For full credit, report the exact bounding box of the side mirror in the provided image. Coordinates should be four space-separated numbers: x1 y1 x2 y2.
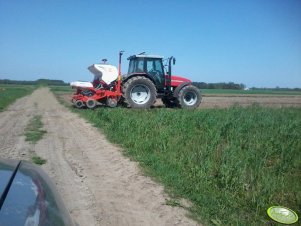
173 58 176 65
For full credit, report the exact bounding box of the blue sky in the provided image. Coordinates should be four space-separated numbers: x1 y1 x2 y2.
0 0 300 88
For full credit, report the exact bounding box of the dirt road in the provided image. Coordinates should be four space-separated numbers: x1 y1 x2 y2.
0 88 199 226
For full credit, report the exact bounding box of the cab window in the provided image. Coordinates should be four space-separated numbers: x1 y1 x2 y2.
146 59 163 75
128 58 144 73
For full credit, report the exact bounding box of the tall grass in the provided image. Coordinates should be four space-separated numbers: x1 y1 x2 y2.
0 85 36 111
72 106 301 225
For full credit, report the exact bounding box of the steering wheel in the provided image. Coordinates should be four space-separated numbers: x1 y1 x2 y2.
148 69 162 83
149 69 160 77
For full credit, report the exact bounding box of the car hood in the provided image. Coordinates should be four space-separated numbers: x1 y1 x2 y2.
0 159 74 226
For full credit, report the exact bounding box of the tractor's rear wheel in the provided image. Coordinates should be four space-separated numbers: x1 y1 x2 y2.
177 85 202 109
122 76 157 109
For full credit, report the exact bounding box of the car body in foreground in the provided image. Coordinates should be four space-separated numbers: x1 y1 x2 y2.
0 159 75 226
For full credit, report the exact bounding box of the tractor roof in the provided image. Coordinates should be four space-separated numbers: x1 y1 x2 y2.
127 54 163 60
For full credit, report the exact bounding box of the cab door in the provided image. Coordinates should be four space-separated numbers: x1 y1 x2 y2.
146 58 165 91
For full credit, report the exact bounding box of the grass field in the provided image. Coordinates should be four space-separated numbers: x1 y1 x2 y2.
50 85 73 93
0 84 36 111
69 106 300 225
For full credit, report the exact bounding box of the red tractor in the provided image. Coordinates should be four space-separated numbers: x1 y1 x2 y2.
71 51 201 109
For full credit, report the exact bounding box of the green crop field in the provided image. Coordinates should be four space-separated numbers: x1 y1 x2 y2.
69 106 300 225
50 85 73 93
0 84 36 111
51 86 301 225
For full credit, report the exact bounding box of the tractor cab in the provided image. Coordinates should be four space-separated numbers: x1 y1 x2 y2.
127 54 165 92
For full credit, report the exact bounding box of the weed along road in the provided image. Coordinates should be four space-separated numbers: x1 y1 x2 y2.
0 87 199 226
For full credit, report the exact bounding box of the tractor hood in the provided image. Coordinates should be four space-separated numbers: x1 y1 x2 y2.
166 75 191 87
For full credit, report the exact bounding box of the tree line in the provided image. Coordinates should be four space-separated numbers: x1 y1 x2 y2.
0 79 68 86
191 82 301 91
192 82 246 90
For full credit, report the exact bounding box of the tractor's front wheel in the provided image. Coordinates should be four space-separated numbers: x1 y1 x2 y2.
122 76 157 109
177 85 202 109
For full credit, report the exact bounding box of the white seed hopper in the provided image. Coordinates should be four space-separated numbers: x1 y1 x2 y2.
88 64 118 85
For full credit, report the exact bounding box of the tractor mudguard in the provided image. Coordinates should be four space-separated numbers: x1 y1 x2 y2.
173 82 191 98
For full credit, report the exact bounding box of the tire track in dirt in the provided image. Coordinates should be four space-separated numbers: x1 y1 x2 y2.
0 95 35 160
0 88 200 226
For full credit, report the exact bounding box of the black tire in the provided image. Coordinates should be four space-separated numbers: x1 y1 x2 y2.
122 76 157 109
75 100 84 109
106 97 118 108
86 99 97 109
177 85 202 109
